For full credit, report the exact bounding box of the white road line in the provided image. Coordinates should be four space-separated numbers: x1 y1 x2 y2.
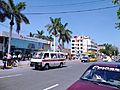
0 74 22 79
43 84 59 90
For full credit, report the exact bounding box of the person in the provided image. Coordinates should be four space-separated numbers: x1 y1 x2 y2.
6 53 12 66
107 56 112 62
18 54 22 62
2 54 7 69
12 53 18 67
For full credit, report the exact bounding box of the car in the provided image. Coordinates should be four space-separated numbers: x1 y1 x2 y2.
81 56 89 62
89 57 97 62
67 63 120 90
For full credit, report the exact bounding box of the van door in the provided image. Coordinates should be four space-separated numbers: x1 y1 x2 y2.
50 53 57 67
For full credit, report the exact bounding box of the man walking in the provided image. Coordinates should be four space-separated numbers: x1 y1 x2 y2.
2 54 7 69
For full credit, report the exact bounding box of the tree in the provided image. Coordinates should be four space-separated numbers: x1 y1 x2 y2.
58 23 72 49
35 30 46 39
0 0 30 54
99 43 119 56
45 17 61 51
113 0 120 29
0 0 11 22
29 32 34 37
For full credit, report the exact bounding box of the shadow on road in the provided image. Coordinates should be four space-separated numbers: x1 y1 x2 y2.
32 66 68 71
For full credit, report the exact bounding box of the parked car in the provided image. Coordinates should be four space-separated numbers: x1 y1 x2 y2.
67 63 120 90
81 56 89 62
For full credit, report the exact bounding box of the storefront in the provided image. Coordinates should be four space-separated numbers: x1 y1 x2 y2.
0 31 50 59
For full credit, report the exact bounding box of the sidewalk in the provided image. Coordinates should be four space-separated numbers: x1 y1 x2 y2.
0 60 30 69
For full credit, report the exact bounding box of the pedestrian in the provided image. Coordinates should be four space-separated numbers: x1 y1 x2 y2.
12 53 18 66
6 53 12 66
2 54 7 69
18 54 22 62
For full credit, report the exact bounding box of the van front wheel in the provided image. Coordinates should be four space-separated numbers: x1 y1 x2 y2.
59 63 63 68
44 64 49 70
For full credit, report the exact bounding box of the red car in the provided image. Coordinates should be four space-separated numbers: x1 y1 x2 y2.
67 63 120 90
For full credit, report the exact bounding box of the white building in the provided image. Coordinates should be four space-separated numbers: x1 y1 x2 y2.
71 35 98 55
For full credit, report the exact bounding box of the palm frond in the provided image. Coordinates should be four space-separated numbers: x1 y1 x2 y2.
16 2 26 11
20 13 30 24
8 0 15 11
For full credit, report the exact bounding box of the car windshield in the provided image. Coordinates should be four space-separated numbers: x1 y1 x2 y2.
81 65 120 89
33 53 43 59
83 57 88 59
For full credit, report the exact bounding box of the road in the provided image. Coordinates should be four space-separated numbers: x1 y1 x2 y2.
0 61 92 90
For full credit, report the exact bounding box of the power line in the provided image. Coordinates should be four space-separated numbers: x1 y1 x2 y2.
24 5 118 15
28 0 109 7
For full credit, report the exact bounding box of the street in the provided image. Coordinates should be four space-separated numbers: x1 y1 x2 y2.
0 61 92 90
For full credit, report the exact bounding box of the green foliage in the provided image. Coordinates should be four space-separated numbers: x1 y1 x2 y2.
112 0 120 4
99 43 119 56
0 0 30 33
46 17 72 49
113 0 120 30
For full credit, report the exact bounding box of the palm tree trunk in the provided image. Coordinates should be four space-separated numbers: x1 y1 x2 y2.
8 24 13 54
54 35 56 52
62 41 64 50
8 16 14 54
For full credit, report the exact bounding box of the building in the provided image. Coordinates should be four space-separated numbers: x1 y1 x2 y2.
98 44 105 50
0 31 50 58
71 35 98 56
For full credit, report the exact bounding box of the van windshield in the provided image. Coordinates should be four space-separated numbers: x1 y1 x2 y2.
33 53 43 59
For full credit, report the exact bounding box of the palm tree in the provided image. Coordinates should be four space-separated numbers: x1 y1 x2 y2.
58 23 72 50
0 0 30 54
0 0 11 22
47 35 54 41
35 30 46 39
45 17 61 51
29 32 34 37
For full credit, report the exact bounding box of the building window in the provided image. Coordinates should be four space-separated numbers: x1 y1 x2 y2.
72 51 75 53
80 44 83 46
72 47 74 49
81 51 83 53
72 40 75 42
80 40 83 42
81 47 83 49
72 44 74 46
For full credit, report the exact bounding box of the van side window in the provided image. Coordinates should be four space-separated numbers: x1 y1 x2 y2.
44 53 49 58
51 54 57 58
61 54 65 58
58 54 60 58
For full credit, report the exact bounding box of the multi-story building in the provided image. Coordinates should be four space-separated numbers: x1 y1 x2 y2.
71 35 98 55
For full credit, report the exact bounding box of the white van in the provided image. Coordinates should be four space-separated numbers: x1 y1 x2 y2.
30 51 66 70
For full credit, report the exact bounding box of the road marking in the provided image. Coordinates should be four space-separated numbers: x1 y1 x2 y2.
43 84 59 90
0 74 22 79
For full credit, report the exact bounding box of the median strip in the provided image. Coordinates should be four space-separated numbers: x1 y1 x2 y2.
0 74 22 79
43 84 59 90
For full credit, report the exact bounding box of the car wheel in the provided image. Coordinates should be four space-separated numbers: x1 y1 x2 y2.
44 64 49 70
59 63 63 68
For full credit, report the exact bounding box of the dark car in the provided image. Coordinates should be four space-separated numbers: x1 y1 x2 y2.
81 56 89 62
67 63 120 90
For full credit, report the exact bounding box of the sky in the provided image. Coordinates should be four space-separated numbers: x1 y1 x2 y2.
0 0 120 49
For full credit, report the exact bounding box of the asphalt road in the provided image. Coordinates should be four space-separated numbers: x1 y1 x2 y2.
0 61 92 90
